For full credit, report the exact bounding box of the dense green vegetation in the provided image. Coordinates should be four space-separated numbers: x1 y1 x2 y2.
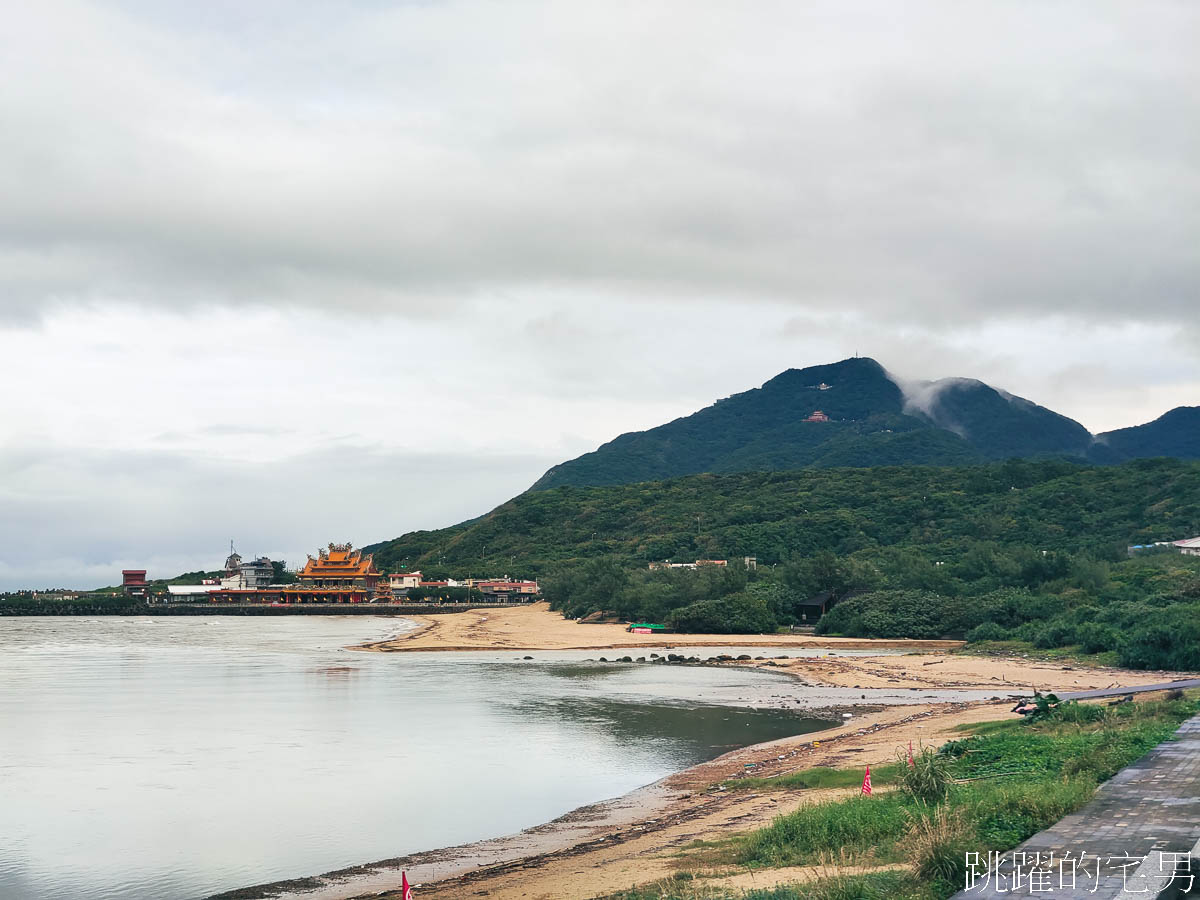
527 358 1197 491
815 553 1200 670
372 458 1200 573
0 593 148 616
610 697 1199 899
369 458 1200 668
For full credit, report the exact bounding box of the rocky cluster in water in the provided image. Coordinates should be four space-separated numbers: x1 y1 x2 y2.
585 653 794 666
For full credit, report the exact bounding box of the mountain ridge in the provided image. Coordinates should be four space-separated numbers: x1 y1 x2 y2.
530 357 1197 490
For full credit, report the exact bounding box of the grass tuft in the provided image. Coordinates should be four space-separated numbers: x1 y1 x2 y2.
906 805 971 884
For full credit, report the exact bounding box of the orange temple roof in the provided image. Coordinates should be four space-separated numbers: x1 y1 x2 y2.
298 542 380 578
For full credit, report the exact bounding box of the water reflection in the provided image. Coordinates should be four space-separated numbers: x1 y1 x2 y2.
518 696 831 756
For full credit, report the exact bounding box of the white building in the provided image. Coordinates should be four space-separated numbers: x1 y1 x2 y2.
1175 537 1200 557
167 584 220 601
221 556 275 590
389 571 422 591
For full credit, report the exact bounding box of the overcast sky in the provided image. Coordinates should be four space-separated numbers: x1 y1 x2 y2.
2 1 1198 589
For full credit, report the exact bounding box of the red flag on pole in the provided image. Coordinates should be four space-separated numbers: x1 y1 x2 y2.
908 740 915 767
861 766 872 795
402 871 413 900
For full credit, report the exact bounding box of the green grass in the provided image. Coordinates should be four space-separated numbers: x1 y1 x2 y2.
740 698 1195 868
741 793 913 866
616 697 1197 899
606 697 1199 900
724 765 900 792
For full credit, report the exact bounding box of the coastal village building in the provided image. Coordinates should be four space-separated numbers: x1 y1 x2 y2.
280 543 382 604
121 570 148 597
473 580 539 601
389 571 422 592
221 555 274 590
146 543 539 606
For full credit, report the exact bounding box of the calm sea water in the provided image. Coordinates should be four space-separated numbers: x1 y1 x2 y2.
0 617 833 900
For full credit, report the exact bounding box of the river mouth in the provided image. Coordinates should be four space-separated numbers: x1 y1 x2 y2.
0 617 845 900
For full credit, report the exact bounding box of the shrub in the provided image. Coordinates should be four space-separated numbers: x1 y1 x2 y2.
1075 622 1122 654
1118 602 1200 670
1032 619 1076 649
668 591 777 633
815 590 952 639
898 746 951 804
966 622 1009 643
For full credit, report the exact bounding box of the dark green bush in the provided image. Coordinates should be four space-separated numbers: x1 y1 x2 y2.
966 622 1009 643
1119 603 1200 670
1075 622 1123 654
815 590 950 639
898 746 951 803
1033 619 1077 649
668 591 777 633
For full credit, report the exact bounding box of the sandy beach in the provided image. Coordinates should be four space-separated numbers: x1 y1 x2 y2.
212 603 1188 900
360 602 964 653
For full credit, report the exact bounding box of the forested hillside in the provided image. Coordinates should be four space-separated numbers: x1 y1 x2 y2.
371 458 1199 575
367 458 1200 670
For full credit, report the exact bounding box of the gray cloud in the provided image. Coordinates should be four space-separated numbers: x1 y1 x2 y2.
0 1 1197 327
3 2 1199 589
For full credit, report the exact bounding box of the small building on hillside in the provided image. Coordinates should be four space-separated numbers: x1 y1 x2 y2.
649 558 732 570
474 579 539 602
1175 537 1200 557
804 410 830 423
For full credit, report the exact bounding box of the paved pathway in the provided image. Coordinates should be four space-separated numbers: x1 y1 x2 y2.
952 713 1200 899
1059 680 1200 701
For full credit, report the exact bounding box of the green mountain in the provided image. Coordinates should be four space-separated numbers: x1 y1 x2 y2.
1095 406 1200 461
529 358 1197 490
910 378 1094 459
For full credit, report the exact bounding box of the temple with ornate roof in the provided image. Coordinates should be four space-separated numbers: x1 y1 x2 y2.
280 542 382 603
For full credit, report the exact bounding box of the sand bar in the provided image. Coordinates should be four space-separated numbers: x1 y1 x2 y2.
358 601 963 653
